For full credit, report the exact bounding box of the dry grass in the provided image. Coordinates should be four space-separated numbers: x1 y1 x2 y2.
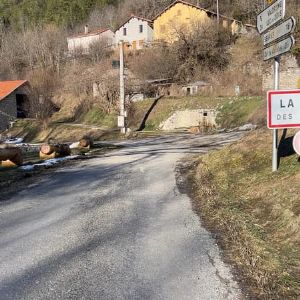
129 96 257 130
192 129 300 299
8 120 120 143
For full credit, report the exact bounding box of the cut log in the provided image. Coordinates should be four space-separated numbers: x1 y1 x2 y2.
40 144 55 155
79 137 93 148
40 143 71 160
0 146 23 167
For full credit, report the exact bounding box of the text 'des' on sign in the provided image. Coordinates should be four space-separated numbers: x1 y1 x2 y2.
257 0 285 34
262 17 296 46
263 35 294 61
268 90 300 129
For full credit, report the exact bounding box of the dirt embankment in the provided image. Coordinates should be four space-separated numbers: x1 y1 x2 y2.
188 129 300 299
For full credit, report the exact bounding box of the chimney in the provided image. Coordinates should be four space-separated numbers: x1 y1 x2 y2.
84 25 89 34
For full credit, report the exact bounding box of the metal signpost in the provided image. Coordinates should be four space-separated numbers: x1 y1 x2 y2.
257 0 296 171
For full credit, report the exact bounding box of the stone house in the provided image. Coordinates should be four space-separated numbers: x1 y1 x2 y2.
153 0 248 43
67 26 115 53
115 15 154 50
0 80 31 131
182 81 211 96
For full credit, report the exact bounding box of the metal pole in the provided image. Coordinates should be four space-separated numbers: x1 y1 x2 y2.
216 0 219 26
119 41 126 134
272 57 280 172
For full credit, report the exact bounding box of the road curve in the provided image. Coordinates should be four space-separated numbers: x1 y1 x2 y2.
0 132 244 300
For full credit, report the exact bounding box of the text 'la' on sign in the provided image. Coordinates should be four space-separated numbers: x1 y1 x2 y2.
267 90 300 129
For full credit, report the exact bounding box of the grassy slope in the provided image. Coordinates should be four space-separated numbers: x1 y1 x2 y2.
8 95 263 142
130 96 263 130
216 96 264 128
192 129 300 299
80 107 117 128
9 119 120 143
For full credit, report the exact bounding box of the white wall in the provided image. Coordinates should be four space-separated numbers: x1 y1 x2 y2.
115 18 153 49
67 30 115 53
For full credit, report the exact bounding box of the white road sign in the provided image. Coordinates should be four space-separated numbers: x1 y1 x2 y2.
263 17 296 46
293 131 300 155
268 90 300 129
263 35 294 61
257 0 285 34
117 115 125 127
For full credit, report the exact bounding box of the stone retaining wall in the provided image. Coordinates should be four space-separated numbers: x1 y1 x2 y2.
262 54 300 91
159 109 216 131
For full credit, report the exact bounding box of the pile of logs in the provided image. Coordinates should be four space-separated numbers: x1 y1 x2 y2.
40 143 71 160
0 144 23 167
39 137 93 159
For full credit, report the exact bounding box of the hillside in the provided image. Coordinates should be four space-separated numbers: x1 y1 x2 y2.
3 0 298 30
0 0 118 28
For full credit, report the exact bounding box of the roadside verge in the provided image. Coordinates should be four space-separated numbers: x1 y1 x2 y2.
188 129 300 299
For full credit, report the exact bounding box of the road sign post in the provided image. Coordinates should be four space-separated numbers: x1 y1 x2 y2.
257 0 298 171
272 57 280 171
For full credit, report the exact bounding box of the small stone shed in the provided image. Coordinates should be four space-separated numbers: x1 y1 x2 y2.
0 80 31 131
182 81 211 96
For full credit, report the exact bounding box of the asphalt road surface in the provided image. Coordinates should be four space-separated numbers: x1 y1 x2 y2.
0 132 244 300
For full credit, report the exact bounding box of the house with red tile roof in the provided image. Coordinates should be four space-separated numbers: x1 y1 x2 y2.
0 80 31 131
67 26 115 53
115 16 153 50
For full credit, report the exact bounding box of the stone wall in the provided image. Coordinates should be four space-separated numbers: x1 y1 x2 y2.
0 92 17 131
262 54 300 91
159 109 216 131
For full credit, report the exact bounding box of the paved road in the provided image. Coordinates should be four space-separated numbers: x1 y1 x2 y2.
0 132 244 300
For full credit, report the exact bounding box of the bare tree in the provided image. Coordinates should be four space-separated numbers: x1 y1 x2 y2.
88 38 113 63
28 68 61 129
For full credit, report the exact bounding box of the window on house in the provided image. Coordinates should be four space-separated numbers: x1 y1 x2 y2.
139 24 143 33
177 10 181 16
123 28 127 36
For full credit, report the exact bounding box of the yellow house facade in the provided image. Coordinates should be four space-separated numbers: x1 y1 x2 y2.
153 0 241 43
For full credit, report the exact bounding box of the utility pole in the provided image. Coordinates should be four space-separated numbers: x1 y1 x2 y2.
119 41 126 134
216 0 220 27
